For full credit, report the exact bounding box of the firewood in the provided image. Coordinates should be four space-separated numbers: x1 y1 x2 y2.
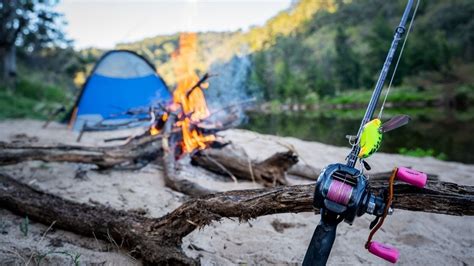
0 172 472 265
161 111 213 196
0 134 164 169
192 145 298 186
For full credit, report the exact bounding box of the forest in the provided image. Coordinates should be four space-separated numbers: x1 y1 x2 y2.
2 0 473 119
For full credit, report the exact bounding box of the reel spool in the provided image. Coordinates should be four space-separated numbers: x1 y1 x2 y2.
313 164 385 225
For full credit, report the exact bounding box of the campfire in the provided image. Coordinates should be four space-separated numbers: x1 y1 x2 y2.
150 33 216 156
76 32 253 144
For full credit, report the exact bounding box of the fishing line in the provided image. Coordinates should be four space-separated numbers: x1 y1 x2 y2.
378 0 420 119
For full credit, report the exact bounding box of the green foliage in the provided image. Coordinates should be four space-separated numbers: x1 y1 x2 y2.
244 0 473 103
0 79 71 120
326 86 439 106
398 147 447 160
334 27 361 90
454 84 474 108
0 1 70 50
111 0 473 105
15 80 68 103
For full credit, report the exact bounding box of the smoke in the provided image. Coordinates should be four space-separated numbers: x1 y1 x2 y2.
204 54 255 127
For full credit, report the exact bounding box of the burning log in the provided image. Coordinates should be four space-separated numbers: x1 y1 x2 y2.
0 172 472 264
161 111 214 196
185 72 214 98
192 144 298 187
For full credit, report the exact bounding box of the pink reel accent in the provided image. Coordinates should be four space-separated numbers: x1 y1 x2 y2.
368 241 399 263
396 167 428 188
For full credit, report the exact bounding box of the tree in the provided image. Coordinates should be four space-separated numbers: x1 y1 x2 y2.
0 0 69 83
364 15 393 87
334 26 361 91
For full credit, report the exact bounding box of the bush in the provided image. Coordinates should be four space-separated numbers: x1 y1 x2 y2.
0 79 71 120
15 79 68 103
326 86 439 106
398 147 447 160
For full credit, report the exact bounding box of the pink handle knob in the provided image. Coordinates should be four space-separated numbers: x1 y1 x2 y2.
368 241 399 263
396 167 427 188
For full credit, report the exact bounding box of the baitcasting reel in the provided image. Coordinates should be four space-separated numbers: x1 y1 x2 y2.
303 164 427 265
312 163 385 225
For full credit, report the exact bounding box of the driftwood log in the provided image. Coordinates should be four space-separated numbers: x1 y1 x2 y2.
192 145 298 186
0 134 164 169
1 172 472 265
0 132 299 188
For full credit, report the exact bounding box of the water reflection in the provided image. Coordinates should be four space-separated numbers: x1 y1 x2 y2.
241 108 474 164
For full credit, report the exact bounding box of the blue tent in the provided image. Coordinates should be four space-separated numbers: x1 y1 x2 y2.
69 50 171 130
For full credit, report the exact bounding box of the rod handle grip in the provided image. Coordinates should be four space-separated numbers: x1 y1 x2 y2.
396 167 427 188
368 241 399 263
303 219 337 266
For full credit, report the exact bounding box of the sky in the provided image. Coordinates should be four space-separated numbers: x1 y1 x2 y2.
57 0 293 49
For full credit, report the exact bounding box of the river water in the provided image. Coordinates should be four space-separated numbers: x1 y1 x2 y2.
241 108 474 164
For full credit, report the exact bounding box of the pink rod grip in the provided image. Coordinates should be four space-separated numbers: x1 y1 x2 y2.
396 167 427 188
368 241 399 263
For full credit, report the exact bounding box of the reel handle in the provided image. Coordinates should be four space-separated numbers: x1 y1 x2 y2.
368 241 399 263
396 167 427 188
366 166 426 263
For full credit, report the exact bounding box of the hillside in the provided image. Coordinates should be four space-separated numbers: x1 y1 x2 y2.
2 0 473 120
115 1 336 86
115 0 473 106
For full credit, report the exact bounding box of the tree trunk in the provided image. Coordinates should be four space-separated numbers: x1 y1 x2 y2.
0 46 5 81
1 45 16 85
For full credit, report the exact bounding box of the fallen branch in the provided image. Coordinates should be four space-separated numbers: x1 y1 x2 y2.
192 145 298 186
0 172 472 264
42 106 66 129
0 134 164 169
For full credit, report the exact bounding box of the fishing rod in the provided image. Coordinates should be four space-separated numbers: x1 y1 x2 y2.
303 0 429 265
346 0 415 168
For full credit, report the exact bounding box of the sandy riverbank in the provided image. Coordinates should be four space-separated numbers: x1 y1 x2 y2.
0 119 472 265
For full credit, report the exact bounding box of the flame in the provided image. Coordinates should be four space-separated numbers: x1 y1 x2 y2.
150 126 160 136
170 33 215 153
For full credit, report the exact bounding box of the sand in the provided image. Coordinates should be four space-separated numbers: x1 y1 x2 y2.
0 119 472 265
